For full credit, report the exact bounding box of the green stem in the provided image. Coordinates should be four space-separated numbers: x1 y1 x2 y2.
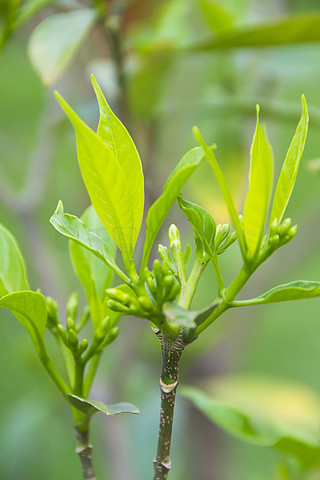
210 254 225 294
83 354 102 398
179 256 209 309
75 427 96 480
154 333 185 480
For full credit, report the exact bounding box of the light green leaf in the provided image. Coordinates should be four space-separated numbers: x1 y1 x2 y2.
270 96 309 226
141 147 205 271
0 291 47 355
181 385 320 469
16 0 56 28
28 9 96 85
50 201 130 285
177 195 216 257
69 205 116 328
55 83 142 263
200 1 234 33
0 223 28 297
243 107 274 260
68 394 140 417
184 13 320 51
0 0 20 49
232 280 320 307
193 127 246 259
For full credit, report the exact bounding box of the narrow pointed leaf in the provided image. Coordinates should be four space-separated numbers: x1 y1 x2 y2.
55 90 140 261
0 291 47 355
0 223 28 297
200 1 234 33
141 147 205 271
233 280 320 306
68 394 140 417
177 195 216 257
92 75 144 248
50 201 129 285
270 96 309 226
193 127 246 258
28 9 96 85
243 108 274 259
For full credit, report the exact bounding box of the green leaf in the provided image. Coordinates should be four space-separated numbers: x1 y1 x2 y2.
91 75 144 251
270 96 309 226
0 223 28 297
181 385 320 469
0 291 47 355
0 0 20 49
68 394 140 417
55 81 143 263
16 0 56 28
50 201 130 285
193 127 247 259
200 1 234 33
177 195 216 257
28 9 96 85
184 13 320 51
69 205 116 329
141 147 205 271
232 281 320 307
243 107 274 260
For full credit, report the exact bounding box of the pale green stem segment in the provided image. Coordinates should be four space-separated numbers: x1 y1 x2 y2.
178 255 210 309
210 254 225 295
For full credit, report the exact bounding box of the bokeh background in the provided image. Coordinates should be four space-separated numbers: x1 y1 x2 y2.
1 0 320 479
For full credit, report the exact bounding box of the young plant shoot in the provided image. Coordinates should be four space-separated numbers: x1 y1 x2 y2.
1 76 319 480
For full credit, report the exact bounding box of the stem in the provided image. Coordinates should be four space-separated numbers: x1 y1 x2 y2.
83 354 102 398
154 333 185 480
179 256 209 309
210 254 225 294
75 428 96 480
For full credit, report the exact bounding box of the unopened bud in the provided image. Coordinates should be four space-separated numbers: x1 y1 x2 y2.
137 296 154 312
278 218 292 237
57 324 68 345
66 293 78 321
217 231 237 254
67 329 78 348
106 299 129 313
269 234 280 250
78 339 88 355
215 224 230 249
46 297 59 328
66 316 76 332
153 259 164 285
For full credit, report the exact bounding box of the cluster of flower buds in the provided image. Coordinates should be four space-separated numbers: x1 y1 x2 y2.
143 259 181 311
106 287 154 318
214 223 237 255
268 218 297 253
56 315 89 357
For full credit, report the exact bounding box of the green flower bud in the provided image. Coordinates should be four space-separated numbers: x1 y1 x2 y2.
215 224 230 249
153 259 164 286
76 306 90 332
166 282 181 301
66 292 78 321
98 327 119 352
57 324 68 345
168 224 181 246
106 299 129 313
137 296 154 313
78 339 88 355
269 234 280 250
46 296 59 328
158 245 178 277
98 316 111 336
216 231 237 254
278 218 292 237
67 329 78 348
288 225 298 238
66 316 76 332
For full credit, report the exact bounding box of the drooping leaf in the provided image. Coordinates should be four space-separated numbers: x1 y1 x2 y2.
200 0 234 33
270 96 309 226
55 83 142 263
0 291 47 355
177 195 216 257
243 107 274 260
193 127 246 258
232 281 320 307
141 147 205 271
69 205 116 328
180 386 320 469
28 9 96 85
68 394 140 417
0 223 28 297
184 13 320 51
50 201 129 285
92 75 144 249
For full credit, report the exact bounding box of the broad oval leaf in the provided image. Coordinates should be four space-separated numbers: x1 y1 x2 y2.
28 9 96 85
251 280 320 305
0 223 28 297
141 147 205 271
68 394 140 417
55 83 142 262
243 107 274 260
50 201 129 285
177 195 216 257
0 291 47 355
270 96 309 226
69 205 116 329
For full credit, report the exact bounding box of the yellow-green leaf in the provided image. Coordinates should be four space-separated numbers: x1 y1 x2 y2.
243 107 274 260
0 223 28 297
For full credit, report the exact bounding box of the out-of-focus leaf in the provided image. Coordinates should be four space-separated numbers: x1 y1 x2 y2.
232 281 320 307
28 9 96 85
68 394 140 417
243 107 274 260
200 0 234 33
55 85 142 263
0 0 20 48
185 13 320 51
69 205 116 328
16 0 56 27
177 195 216 257
0 223 28 297
0 291 46 355
270 96 309 226
141 147 205 271
181 382 320 469
50 201 129 285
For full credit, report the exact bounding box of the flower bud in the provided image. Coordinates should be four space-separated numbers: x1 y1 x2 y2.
46 296 59 328
153 259 164 286
57 324 68 345
66 316 76 333
66 292 78 321
269 234 280 250
106 299 129 313
67 329 78 348
215 224 230 249
137 296 154 312
78 339 88 355
278 218 292 237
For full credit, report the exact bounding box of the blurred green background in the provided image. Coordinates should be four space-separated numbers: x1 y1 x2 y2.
1 0 320 479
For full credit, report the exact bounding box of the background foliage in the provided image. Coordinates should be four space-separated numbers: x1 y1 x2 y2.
1 0 320 479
